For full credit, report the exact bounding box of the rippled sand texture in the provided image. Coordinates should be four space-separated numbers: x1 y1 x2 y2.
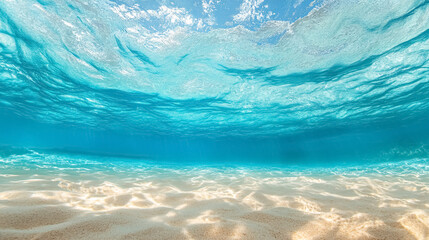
0 154 429 239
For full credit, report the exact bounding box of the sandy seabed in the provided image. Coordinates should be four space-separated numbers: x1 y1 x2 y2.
0 153 429 240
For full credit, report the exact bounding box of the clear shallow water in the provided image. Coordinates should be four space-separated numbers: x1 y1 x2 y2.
1 1 429 238
0 0 429 240
0 0 429 162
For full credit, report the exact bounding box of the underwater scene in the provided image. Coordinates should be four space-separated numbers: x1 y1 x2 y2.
0 0 429 239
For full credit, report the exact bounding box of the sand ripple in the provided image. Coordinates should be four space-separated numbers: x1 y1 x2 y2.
0 157 428 239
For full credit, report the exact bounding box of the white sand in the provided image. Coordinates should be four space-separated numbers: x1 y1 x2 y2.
0 157 428 239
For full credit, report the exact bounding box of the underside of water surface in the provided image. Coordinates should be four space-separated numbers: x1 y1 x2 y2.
0 0 428 165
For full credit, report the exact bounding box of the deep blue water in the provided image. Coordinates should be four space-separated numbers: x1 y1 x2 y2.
0 0 428 166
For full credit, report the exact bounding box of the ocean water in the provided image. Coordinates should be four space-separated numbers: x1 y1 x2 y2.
0 0 428 165
0 0 429 239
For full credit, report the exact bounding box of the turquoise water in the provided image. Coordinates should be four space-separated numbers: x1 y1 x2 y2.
0 0 429 166
2 2 429 239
